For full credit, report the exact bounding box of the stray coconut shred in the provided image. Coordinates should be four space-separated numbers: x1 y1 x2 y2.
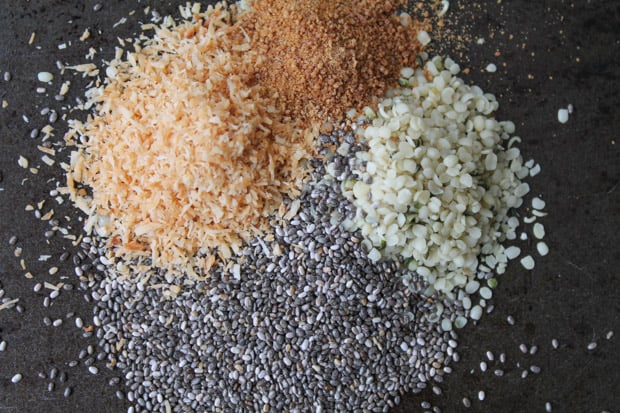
63 4 315 272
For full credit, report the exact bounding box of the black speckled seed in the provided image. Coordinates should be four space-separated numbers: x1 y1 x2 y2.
76 131 467 412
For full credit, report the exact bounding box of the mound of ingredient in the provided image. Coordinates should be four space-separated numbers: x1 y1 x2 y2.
240 0 428 123
64 4 314 269
333 56 531 295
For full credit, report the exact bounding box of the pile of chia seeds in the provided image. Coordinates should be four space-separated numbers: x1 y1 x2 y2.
78 128 465 412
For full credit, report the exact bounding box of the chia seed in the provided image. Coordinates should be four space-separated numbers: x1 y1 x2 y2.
78 129 464 412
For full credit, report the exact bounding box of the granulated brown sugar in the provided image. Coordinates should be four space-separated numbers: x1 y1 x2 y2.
240 0 429 124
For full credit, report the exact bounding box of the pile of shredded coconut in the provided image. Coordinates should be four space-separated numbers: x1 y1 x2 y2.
64 3 314 270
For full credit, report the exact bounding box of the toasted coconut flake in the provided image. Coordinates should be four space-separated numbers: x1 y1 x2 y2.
64 4 314 274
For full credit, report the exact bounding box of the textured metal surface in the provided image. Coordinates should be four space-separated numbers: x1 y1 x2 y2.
1 1 619 412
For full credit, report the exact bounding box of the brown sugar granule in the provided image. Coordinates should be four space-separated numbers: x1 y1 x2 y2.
240 0 428 123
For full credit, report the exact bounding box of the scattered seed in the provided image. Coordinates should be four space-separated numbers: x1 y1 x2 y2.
529 345 538 355
552 339 559 349
506 315 515 325
530 365 541 374
63 387 73 397
47 382 55 392
545 402 552 412
519 343 528 354
11 374 22 384
533 223 545 239
531 197 546 210
37 72 54 83
485 63 497 73
88 366 98 375
520 255 535 270
0 341 6 352
470 305 483 321
478 390 486 401
536 241 549 256
505 246 522 261
479 287 492 300
462 397 471 408
499 353 506 364
587 341 597 351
